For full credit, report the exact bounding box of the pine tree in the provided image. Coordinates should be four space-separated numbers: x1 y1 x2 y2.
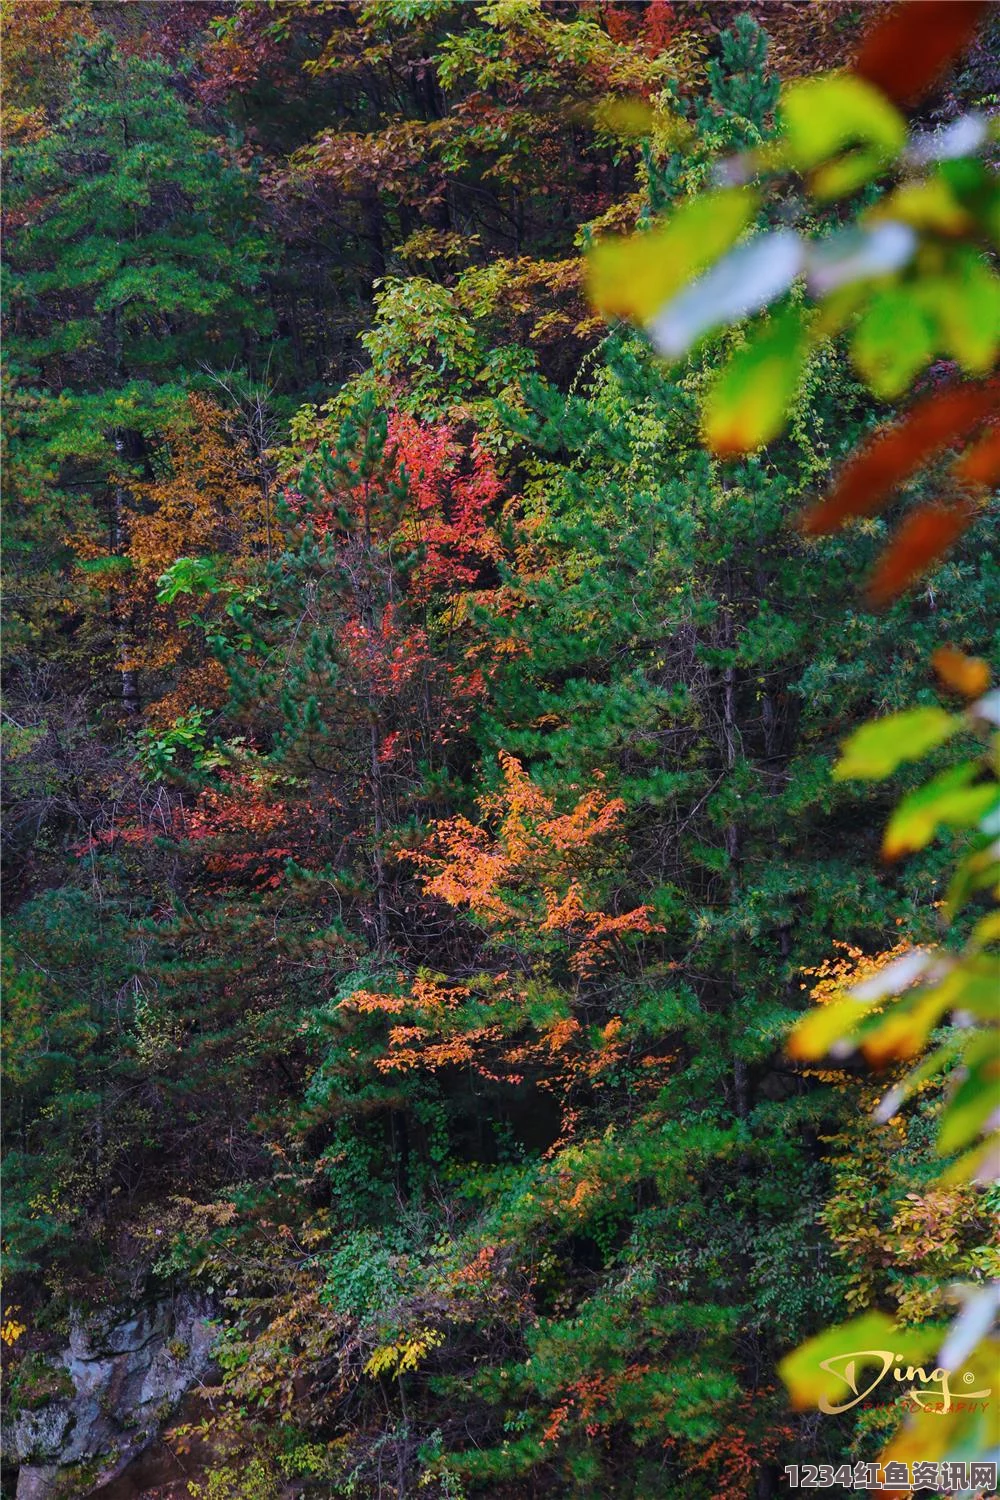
3 32 271 710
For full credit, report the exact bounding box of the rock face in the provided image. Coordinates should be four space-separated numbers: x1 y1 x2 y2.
4 1295 216 1500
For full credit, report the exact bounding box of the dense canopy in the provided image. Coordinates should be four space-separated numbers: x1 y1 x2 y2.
1 4 997 1499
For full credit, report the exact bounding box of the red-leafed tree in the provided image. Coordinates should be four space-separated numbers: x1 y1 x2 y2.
215 393 506 951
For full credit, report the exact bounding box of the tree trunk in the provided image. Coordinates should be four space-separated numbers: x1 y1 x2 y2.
111 429 141 716
369 714 389 951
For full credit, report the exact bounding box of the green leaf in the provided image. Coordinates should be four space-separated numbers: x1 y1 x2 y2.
156 556 226 604
702 305 810 456
940 158 1000 248
833 706 960 782
587 188 757 325
779 76 906 199
937 1032 1000 1156
935 955 1000 1023
851 287 937 398
925 253 1000 375
78 555 133 575
941 1134 1000 1185
945 842 1000 918
882 763 999 858
873 1037 966 1122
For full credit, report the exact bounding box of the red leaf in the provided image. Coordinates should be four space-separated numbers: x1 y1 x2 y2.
954 422 1000 490
853 1 989 108
865 500 974 606
802 379 1000 535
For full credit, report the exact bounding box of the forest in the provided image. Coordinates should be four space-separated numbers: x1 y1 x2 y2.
1 2 998 1498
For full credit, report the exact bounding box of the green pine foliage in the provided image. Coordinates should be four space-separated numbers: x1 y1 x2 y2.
3 31 271 681
5 34 269 424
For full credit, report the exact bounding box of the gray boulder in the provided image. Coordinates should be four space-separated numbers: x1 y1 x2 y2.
4 1294 216 1500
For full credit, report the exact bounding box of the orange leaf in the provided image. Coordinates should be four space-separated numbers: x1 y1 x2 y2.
954 422 1000 489
802 378 1000 535
853 0 989 108
865 501 974 606
932 644 991 699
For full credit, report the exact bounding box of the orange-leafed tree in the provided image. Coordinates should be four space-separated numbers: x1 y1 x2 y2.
71 394 268 723
414 749 657 979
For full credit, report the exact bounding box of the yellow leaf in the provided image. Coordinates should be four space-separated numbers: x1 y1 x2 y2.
859 983 956 1065
779 76 906 199
0 1317 26 1346
592 98 655 137
702 306 809 456
833 706 960 781
586 188 757 325
870 177 973 236
940 1133 1000 1185
779 1312 941 1412
787 995 878 1061
879 1338 999 1485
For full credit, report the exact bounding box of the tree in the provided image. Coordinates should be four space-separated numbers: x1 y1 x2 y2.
3 31 271 712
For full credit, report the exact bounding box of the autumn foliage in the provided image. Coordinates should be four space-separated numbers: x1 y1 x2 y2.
2 5 997 1500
